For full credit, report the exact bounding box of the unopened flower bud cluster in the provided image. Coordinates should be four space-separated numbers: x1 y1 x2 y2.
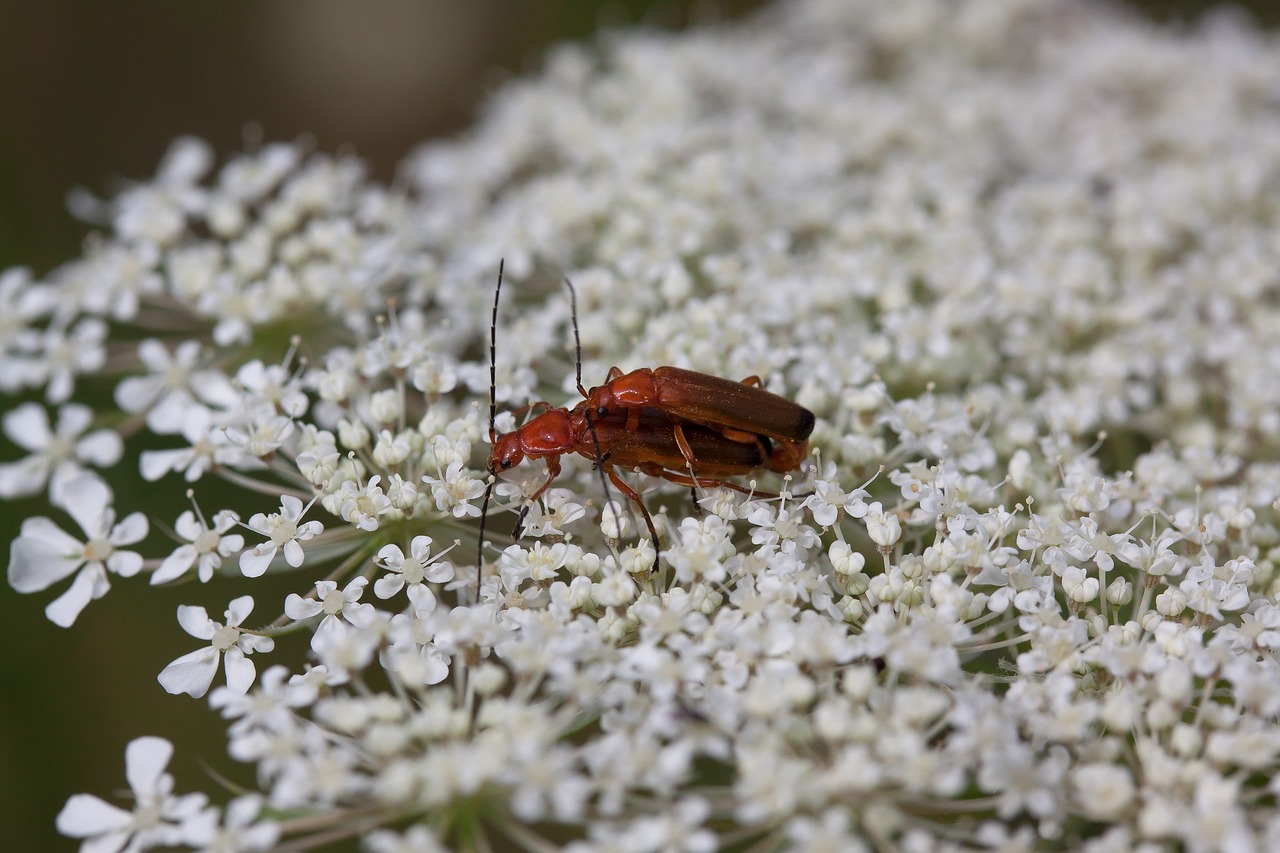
7 0 1280 850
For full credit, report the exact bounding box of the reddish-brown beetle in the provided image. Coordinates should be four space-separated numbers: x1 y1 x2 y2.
475 262 813 589
580 366 814 473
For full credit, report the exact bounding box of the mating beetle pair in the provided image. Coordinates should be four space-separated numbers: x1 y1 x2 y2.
477 261 815 588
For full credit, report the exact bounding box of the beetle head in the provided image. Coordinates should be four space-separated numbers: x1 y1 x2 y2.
488 432 524 473
585 385 616 419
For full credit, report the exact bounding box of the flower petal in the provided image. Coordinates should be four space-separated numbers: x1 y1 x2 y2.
283 539 305 567
223 646 256 694
55 793 132 838
109 512 149 547
45 564 110 627
0 456 49 498
54 403 94 439
3 402 52 451
140 448 189 482
406 583 437 614
239 546 274 578
226 595 255 626
374 574 404 599
124 736 174 796
152 545 197 585
8 526 84 592
75 429 124 467
177 605 216 639
107 550 144 578
157 647 220 698
376 543 404 566
57 475 112 537
284 593 323 620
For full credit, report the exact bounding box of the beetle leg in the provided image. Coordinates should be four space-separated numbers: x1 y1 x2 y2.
603 466 660 574
717 425 760 444
667 419 710 503
671 421 696 466
513 455 562 539
639 463 782 500
766 439 809 473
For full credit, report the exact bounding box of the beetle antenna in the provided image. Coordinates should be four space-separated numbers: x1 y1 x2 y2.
566 277 588 398
565 277 628 556
476 259 505 598
489 260 503 443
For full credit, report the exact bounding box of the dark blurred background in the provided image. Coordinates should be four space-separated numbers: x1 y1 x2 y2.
0 1 1269 850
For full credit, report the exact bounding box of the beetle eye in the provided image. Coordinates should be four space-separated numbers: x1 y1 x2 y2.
501 460 513 470
596 406 608 418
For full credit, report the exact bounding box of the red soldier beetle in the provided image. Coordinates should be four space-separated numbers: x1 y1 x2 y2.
481 403 772 576
475 263 811 590
578 366 814 476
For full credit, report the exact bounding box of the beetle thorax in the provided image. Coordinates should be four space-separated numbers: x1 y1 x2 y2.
593 368 658 412
517 410 576 458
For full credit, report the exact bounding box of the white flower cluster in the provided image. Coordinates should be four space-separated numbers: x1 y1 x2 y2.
7 0 1280 849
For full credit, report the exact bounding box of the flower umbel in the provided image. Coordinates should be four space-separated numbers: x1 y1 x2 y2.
9 1 1280 850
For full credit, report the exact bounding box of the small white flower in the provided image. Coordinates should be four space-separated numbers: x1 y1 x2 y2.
285 577 377 653
138 406 225 483
113 338 236 434
238 495 323 577
183 794 279 853
152 508 244 584
1070 764 1136 821
235 358 308 418
424 459 485 518
409 355 458 397
158 595 274 698
520 488 586 538
599 500 630 539
34 318 107 404
374 535 456 601
0 402 122 500
56 736 210 852
336 475 392 531
384 473 418 510
865 502 902 549
368 388 402 425
363 825 449 853
371 429 411 467
7 474 147 626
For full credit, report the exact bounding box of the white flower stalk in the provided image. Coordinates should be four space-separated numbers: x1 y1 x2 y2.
8 1 1280 850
